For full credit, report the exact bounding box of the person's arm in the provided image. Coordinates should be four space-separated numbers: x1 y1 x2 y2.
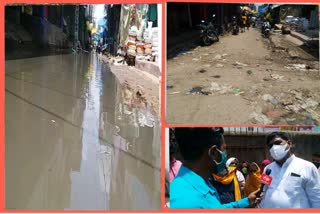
305 164 320 208
218 198 250 208
210 190 259 208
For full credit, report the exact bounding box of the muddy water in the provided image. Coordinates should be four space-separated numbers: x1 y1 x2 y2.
5 53 161 210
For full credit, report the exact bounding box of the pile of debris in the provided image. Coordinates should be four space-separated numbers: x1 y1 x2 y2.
259 90 320 123
187 82 244 96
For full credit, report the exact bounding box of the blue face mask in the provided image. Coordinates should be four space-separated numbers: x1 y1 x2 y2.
210 148 227 174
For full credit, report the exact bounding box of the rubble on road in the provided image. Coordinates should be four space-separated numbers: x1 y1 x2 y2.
250 112 272 124
263 73 284 81
208 82 233 94
214 53 228 61
187 82 242 96
281 90 319 115
285 64 307 71
187 86 211 95
288 50 299 58
285 64 318 73
270 73 284 80
167 23 320 125
169 91 181 95
112 56 126 66
233 61 248 67
262 94 279 105
214 54 222 60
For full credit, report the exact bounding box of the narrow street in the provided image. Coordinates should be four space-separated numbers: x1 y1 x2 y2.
5 53 160 210
166 28 320 125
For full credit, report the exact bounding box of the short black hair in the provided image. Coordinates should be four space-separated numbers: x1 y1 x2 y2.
174 128 224 162
313 153 320 158
170 139 178 156
266 132 291 144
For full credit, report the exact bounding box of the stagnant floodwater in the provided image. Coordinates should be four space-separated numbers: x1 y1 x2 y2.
5 53 160 210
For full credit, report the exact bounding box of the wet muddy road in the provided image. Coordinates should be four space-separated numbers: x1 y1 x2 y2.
5 53 160 210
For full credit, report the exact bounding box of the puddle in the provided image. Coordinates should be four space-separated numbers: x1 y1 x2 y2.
5 53 160 210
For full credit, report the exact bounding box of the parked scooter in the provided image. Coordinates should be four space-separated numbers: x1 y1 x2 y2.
232 16 239 35
198 14 219 46
262 21 271 38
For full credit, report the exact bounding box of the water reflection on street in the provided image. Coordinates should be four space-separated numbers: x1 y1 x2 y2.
5 53 160 210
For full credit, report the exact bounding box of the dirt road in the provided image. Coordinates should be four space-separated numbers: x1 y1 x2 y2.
166 29 320 125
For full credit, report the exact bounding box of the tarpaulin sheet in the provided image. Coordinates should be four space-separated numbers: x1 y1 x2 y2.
259 5 269 14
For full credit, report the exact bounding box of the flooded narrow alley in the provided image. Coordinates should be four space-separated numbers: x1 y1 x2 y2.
5 53 161 210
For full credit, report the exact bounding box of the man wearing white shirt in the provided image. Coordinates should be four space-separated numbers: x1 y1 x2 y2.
260 132 320 208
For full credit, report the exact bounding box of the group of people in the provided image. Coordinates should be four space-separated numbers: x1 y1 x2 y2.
168 128 320 208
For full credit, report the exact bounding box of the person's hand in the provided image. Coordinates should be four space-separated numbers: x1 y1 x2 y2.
247 189 260 206
256 192 264 205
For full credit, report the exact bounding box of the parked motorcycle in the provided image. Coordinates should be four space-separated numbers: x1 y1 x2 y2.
232 16 239 35
198 14 219 46
262 21 271 38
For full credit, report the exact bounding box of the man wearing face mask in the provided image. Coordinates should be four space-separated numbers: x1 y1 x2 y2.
312 153 320 173
170 128 260 208
260 132 320 208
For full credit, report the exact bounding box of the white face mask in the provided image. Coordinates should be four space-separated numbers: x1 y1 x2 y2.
270 143 289 161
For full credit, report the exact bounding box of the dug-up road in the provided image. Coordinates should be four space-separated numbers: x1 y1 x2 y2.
166 28 320 125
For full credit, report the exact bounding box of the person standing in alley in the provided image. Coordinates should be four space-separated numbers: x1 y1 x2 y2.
226 158 246 192
246 14 250 30
261 159 271 173
170 128 261 208
260 132 320 208
244 162 261 197
241 161 249 178
210 157 245 204
240 12 247 33
169 129 182 182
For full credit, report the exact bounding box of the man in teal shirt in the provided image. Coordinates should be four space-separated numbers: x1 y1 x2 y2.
170 128 259 208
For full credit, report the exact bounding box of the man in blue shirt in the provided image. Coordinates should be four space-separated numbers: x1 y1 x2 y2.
170 128 260 208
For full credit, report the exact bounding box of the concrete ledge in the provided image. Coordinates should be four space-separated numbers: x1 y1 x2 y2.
135 59 161 78
291 31 319 43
